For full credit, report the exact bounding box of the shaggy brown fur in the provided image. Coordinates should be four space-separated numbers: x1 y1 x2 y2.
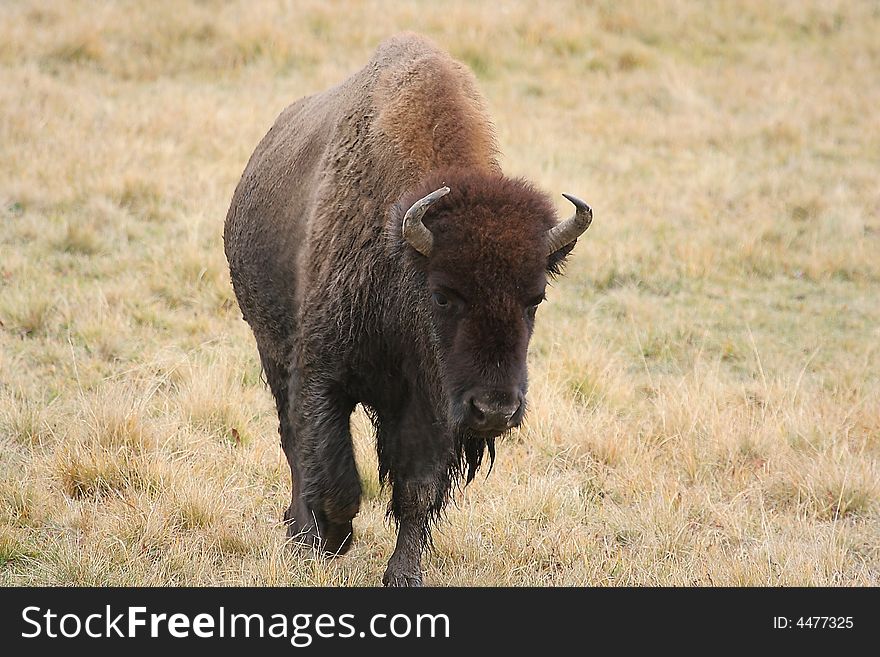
224 32 582 586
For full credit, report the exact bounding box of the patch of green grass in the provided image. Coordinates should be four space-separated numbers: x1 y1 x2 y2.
0 530 35 567
455 47 493 79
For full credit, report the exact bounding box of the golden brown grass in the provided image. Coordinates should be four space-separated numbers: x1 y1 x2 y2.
1 0 878 585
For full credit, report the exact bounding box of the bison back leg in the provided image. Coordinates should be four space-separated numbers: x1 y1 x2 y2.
256 349 307 531
287 374 362 555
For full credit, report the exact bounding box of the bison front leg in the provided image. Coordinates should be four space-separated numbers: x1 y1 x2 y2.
380 404 453 587
383 479 440 587
286 376 361 555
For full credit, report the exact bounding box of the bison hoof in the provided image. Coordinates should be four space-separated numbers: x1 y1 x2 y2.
285 507 354 556
382 567 423 587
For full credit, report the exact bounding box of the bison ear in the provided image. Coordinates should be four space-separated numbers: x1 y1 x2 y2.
547 240 576 277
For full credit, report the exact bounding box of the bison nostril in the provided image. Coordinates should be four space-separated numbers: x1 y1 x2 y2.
469 397 487 422
499 402 520 424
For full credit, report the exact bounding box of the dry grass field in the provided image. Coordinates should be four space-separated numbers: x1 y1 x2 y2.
1 0 878 586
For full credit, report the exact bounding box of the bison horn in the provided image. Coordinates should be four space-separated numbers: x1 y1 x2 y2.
545 194 593 256
402 186 450 256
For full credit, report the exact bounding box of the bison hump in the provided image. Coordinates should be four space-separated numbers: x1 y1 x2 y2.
370 34 500 176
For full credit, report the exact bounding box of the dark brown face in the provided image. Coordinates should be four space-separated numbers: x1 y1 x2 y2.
406 171 573 438
425 262 545 436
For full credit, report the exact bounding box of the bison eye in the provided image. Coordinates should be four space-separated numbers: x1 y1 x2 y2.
525 294 545 320
432 292 450 308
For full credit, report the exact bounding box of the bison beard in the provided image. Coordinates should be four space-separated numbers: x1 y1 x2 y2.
223 33 591 586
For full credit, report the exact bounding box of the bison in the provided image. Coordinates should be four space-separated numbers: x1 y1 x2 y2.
223 32 591 586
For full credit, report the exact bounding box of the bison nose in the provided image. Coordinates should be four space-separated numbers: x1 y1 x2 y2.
465 391 523 432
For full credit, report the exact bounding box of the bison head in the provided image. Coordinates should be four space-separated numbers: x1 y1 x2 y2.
398 171 591 439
